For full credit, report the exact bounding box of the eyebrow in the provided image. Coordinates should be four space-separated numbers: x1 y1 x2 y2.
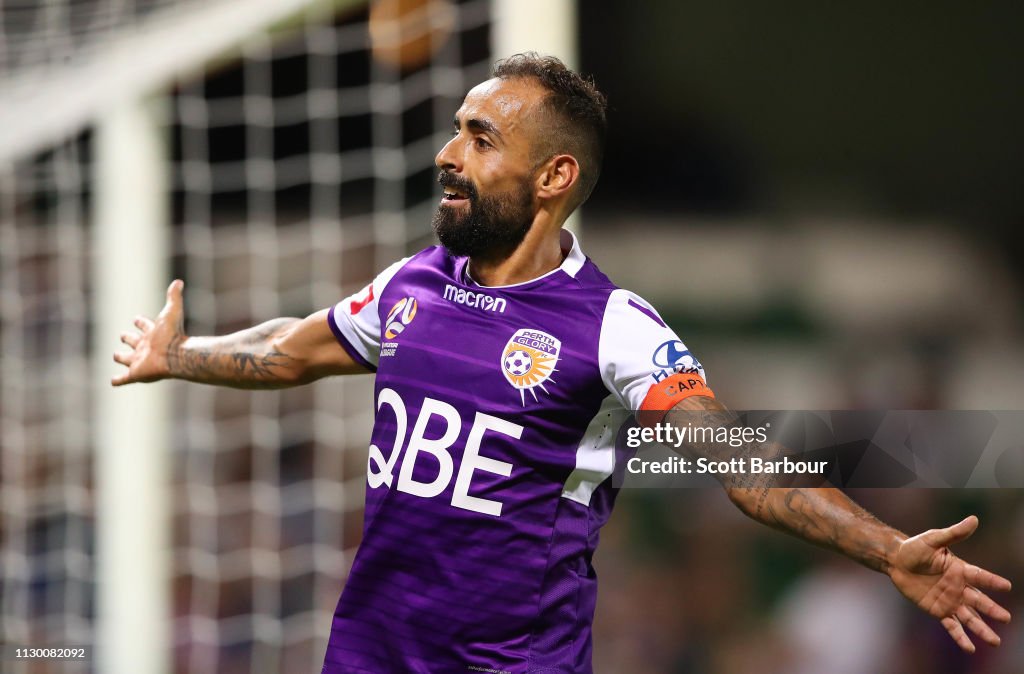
453 115 503 141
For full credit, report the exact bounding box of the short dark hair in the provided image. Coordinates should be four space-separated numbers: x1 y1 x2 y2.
492 52 608 210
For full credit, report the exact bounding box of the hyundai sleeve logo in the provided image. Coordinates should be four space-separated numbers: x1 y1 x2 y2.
652 340 691 368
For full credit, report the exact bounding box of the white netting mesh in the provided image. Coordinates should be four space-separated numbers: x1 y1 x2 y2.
0 0 492 671
1 135 94 674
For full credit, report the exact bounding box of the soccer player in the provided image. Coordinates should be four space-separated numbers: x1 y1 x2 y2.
112 54 1011 673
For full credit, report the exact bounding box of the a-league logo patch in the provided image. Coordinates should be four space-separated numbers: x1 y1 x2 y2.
384 296 418 340
501 328 560 405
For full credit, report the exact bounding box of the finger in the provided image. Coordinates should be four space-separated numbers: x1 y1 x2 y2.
120 331 140 348
166 279 184 307
112 351 132 366
941 615 975 654
157 279 185 321
110 368 135 386
967 586 1012 624
956 604 1001 647
134 316 154 332
967 564 1013 593
921 515 978 548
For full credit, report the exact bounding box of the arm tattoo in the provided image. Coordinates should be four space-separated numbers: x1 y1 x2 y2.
662 404 903 573
764 487 899 573
166 318 301 389
230 350 294 378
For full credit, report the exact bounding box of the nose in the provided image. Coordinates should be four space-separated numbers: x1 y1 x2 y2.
435 135 460 172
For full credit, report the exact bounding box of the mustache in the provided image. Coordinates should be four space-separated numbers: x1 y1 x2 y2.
437 171 478 200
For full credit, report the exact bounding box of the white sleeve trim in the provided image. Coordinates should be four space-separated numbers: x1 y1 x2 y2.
327 256 412 367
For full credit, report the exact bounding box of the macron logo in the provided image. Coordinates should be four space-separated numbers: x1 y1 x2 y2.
443 284 508 313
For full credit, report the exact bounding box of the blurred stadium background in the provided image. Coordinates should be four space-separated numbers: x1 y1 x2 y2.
1 1 1022 673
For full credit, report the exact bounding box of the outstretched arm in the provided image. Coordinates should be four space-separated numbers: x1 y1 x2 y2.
663 394 1012 653
112 279 369 388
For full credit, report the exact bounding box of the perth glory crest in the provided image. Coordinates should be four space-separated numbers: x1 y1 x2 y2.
501 329 560 405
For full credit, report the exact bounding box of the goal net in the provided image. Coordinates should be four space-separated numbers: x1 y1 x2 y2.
0 0 494 671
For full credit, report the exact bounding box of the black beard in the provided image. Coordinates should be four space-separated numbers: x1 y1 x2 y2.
431 173 534 261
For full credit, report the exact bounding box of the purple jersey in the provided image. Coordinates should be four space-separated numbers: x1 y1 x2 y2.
322 231 704 673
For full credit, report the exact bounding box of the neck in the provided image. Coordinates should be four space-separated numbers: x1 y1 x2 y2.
468 220 566 287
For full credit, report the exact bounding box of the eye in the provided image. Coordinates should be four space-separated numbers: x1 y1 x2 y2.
474 137 492 150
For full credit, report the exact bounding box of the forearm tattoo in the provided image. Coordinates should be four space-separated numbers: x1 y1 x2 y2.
763 487 897 573
166 318 300 388
662 405 902 572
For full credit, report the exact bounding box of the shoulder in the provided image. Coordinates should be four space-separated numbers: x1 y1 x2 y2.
569 254 617 291
564 255 667 330
391 246 460 277
376 246 458 288
600 288 668 329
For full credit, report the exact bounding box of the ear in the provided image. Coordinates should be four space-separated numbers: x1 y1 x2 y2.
535 154 580 202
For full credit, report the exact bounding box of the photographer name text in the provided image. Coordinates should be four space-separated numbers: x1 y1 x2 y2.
626 456 830 475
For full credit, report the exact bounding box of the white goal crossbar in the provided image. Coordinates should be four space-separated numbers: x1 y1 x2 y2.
0 0 361 166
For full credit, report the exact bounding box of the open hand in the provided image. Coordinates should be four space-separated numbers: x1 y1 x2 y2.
889 515 1012 653
111 279 186 386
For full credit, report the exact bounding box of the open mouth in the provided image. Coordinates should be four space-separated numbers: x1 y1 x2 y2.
441 187 469 204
